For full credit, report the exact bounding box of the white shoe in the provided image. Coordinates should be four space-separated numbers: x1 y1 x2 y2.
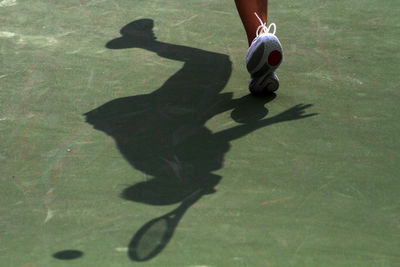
246 13 282 94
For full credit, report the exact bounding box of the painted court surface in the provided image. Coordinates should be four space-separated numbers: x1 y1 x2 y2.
1 0 399 266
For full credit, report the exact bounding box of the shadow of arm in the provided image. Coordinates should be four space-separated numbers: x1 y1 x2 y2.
215 104 318 142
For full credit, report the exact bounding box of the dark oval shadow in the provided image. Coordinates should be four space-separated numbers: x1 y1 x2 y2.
53 250 84 260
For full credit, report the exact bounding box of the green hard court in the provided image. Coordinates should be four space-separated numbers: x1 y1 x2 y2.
1 0 399 266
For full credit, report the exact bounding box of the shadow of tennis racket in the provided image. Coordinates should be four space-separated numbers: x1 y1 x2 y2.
128 188 207 261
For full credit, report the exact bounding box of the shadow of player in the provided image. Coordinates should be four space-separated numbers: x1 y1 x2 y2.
84 18 316 261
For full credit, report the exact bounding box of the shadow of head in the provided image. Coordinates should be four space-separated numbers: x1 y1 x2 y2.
121 173 221 205
106 18 156 49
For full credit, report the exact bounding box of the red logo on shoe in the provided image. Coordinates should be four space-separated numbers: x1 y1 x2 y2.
268 50 282 66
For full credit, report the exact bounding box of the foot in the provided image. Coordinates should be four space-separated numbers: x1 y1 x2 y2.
249 72 279 95
246 13 283 95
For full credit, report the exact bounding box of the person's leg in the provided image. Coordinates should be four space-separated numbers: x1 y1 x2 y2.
234 0 268 46
235 0 282 95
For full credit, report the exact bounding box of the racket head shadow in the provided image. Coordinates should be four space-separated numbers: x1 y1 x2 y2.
128 189 205 261
128 215 174 261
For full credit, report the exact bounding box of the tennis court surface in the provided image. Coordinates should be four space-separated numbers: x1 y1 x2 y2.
1 0 399 266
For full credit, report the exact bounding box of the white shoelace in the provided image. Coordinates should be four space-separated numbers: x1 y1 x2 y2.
254 12 276 37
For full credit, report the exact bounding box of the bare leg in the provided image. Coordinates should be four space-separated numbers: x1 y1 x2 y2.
234 0 268 46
